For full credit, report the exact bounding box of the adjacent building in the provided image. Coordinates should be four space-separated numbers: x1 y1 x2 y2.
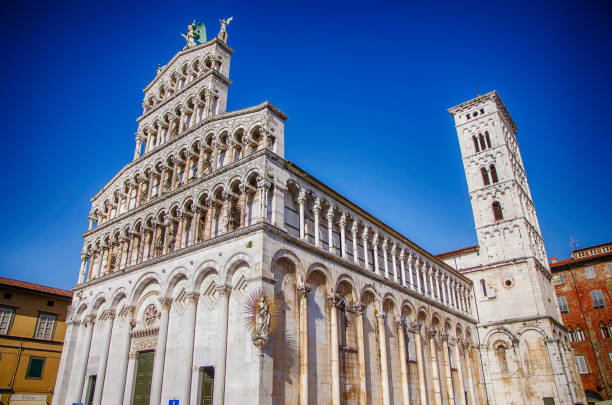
52 18 585 405
551 242 612 404
0 277 72 405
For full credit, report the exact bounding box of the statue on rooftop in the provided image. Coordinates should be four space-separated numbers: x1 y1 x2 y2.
217 17 233 43
181 20 207 49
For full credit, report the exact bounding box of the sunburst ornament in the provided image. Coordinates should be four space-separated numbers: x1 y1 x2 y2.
243 288 279 355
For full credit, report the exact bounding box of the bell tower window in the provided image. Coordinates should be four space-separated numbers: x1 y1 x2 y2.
490 164 499 183
481 168 490 186
492 201 503 221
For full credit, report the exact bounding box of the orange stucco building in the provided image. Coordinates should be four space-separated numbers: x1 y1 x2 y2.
0 277 72 405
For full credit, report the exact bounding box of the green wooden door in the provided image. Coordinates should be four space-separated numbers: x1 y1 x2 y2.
199 367 214 405
133 351 155 405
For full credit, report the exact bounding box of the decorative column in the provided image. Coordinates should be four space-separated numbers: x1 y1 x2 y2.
382 239 389 278
175 212 185 251
339 214 347 259
453 338 467 405
133 137 142 160
391 244 398 283
435 270 442 302
396 320 411 405
150 297 172 405
429 328 442 405
406 252 414 290
257 178 271 223
298 284 311 405
71 315 95 404
362 229 370 270
372 234 380 275
351 222 359 264
414 259 422 294
116 305 135 404
135 180 144 207
221 193 232 234
328 296 342 405
239 184 248 227
377 312 391 405
213 285 231 405
354 304 367 405
197 146 206 177
78 254 88 284
297 190 306 239
411 321 427 405
313 198 321 247
92 310 116 405
463 342 477 405
169 158 177 191
441 333 455 405
399 250 406 287
145 129 152 153
326 207 335 254
204 200 214 239
182 293 199 404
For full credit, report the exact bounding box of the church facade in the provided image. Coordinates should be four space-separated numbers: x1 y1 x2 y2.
52 22 584 405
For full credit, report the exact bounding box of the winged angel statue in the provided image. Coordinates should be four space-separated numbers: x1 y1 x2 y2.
181 20 207 49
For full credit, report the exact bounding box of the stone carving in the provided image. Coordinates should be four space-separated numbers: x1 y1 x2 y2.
181 21 207 49
217 17 233 43
244 289 278 355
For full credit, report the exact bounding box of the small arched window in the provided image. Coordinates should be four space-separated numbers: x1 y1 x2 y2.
479 134 486 150
496 345 508 372
481 168 490 186
485 131 492 148
492 201 503 221
472 136 480 153
480 279 487 297
490 164 499 183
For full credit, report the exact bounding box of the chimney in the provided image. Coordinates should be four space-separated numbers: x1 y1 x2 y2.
551 257 558 263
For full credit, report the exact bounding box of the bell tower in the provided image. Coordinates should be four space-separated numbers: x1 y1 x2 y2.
446 91 586 404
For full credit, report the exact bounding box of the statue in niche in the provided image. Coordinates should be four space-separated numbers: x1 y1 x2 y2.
255 296 271 336
155 233 164 256
217 17 233 43
166 231 176 252
181 21 207 49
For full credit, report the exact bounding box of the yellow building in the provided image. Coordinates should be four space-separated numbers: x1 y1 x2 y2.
0 277 72 405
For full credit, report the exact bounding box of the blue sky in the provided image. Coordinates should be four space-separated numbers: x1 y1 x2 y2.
0 1 610 290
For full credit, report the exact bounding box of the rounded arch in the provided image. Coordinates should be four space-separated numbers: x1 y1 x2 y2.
110 287 128 309
271 249 304 282
335 274 357 306
305 262 332 286
163 266 190 297
191 260 220 292
222 252 252 284
130 272 162 305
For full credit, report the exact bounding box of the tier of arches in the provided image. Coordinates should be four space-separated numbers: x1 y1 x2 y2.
143 53 222 112
80 171 270 284
90 123 273 230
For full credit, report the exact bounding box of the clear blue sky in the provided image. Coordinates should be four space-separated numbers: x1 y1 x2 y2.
1 1 610 290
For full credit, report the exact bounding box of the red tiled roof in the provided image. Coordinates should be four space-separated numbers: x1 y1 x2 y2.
572 241 612 255
550 250 612 271
0 277 72 298
436 245 479 259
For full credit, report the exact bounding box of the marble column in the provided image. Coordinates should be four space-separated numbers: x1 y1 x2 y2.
313 199 321 247
351 222 359 264
435 271 442 302
92 310 116 405
362 229 370 270
382 239 389 278
396 320 411 405
429 329 442 405
213 285 231 405
116 305 135 404
414 260 422 294
150 297 172 405
182 293 199 404
297 190 306 240
354 304 367 405
399 250 406 287
328 296 341 405
407 252 414 290
463 342 477 405
441 333 455 405
453 338 467 405
239 185 248 227
78 255 88 284
339 214 347 259
257 178 271 223
72 315 95 404
377 312 391 405
411 322 427 405
326 208 335 254
391 244 398 283
372 234 380 275
298 284 311 405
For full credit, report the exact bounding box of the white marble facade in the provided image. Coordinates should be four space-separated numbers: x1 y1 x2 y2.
53 26 581 405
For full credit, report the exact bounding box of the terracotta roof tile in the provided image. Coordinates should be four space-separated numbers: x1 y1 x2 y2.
0 277 72 298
